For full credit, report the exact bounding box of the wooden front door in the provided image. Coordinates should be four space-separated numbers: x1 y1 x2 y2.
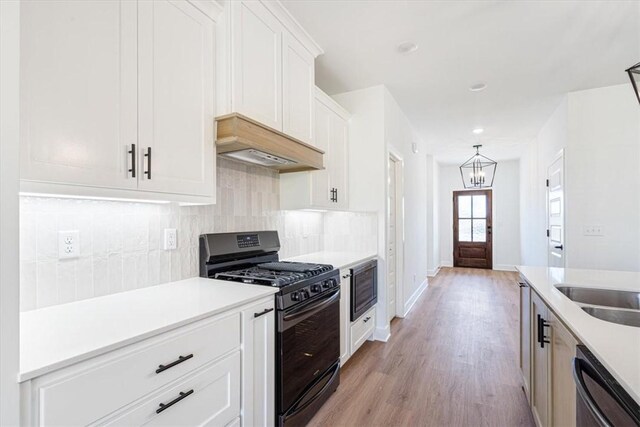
453 190 492 269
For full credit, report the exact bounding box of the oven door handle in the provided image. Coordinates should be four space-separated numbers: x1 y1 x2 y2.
572 357 613 427
283 289 340 323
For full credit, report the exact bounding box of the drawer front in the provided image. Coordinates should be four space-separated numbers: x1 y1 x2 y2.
350 307 375 354
100 351 241 426
39 313 240 426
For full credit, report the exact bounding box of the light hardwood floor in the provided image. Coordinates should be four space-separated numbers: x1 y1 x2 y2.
308 267 535 427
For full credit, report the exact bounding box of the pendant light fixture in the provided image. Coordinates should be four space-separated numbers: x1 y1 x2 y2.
459 145 497 189
626 62 640 105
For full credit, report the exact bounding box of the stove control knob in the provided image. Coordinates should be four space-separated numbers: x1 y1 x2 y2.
329 279 338 287
291 292 300 301
300 290 310 299
322 281 330 289
311 284 321 292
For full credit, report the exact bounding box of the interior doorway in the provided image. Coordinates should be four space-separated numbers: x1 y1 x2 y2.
387 151 404 320
547 151 565 267
453 190 493 269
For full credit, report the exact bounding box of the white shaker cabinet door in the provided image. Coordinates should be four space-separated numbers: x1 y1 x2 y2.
282 33 315 145
137 0 215 197
310 99 332 207
20 0 138 190
231 0 283 131
329 114 349 210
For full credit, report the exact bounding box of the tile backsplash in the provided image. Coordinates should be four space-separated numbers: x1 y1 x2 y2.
20 158 377 311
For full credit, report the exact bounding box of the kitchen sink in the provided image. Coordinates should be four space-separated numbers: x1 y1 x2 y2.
555 286 640 310
581 307 640 328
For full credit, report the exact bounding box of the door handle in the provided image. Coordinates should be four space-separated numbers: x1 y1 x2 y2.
554 245 564 250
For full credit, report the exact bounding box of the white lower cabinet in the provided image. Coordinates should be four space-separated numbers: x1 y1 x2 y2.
350 307 376 355
21 297 275 426
100 352 240 426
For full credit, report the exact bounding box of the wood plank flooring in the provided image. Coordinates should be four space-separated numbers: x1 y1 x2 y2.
308 267 535 427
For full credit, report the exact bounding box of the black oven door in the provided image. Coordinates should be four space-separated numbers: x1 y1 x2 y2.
351 260 377 321
573 345 640 427
278 288 340 414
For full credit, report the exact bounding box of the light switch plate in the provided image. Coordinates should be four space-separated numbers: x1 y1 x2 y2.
164 228 177 250
583 225 604 236
58 230 80 259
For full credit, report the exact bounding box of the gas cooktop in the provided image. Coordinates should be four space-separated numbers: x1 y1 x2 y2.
215 261 333 287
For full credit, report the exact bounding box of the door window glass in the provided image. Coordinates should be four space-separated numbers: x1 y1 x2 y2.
457 193 488 242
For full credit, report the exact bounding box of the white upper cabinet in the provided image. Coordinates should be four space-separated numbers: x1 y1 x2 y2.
137 0 215 197
19 0 219 203
221 1 322 144
230 0 283 130
20 0 138 191
282 33 315 145
328 108 348 209
280 88 350 210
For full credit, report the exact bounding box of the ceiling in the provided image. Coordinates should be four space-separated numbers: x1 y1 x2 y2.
282 0 640 164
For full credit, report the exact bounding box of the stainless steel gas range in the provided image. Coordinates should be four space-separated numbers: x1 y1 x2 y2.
199 231 340 427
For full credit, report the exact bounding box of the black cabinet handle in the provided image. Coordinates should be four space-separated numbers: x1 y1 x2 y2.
156 354 193 374
144 147 152 179
554 245 563 250
335 188 338 203
156 389 194 414
518 282 527 288
254 307 274 318
128 144 136 178
342 273 352 279
537 314 551 348
363 316 372 323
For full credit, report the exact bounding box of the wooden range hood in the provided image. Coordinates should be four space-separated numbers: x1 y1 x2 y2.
215 113 324 173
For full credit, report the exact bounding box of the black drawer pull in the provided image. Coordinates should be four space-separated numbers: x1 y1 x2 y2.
363 316 372 323
156 354 193 374
254 307 274 318
156 389 194 414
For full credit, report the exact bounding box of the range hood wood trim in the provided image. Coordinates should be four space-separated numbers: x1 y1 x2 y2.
215 113 324 173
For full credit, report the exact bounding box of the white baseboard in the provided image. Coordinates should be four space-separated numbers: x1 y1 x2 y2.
403 278 428 317
494 264 517 272
440 260 453 268
374 325 390 342
427 265 440 277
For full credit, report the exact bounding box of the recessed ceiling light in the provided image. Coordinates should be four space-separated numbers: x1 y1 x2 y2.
397 41 418 54
472 128 484 135
469 83 487 92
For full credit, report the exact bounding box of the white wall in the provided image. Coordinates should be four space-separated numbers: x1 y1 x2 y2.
426 155 440 276
519 98 568 266
520 84 640 271
334 85 428 339
439 160 521 270
565 85 640 271
383 89 429 313
0 0 21 423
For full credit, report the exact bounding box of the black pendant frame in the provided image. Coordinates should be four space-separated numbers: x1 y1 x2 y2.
459 145 497 189
627 62 640 105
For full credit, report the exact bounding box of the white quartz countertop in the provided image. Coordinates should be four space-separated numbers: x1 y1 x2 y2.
516 266 640 403
285 251 377 270
20 278 277 382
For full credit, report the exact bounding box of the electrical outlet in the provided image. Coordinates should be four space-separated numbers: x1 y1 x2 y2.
583 225 604 236
164 228 177 250
58 230 80 259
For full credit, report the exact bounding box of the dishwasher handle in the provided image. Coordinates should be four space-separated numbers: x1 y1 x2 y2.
573 357 613 427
